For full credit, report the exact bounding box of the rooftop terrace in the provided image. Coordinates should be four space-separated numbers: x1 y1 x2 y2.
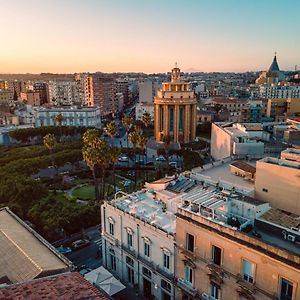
111 190 176 234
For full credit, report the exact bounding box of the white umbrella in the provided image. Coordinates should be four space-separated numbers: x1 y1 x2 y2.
96 276 126 296
85 266 111 283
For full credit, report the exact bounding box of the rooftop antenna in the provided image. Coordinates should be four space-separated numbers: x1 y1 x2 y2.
175 62 177 68
274 51 277 57
295 65 298 72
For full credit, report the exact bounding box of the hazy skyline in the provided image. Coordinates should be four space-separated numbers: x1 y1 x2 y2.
1 0 300 73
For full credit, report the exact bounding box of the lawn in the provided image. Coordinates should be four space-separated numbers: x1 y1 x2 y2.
72 184 96 200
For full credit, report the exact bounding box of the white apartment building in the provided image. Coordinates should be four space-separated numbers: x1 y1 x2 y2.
138 80 161 103
259 84 300 99
135 102 154 121
101 182 180 300
34 106 101 128
211 122 270 161
48 80 84 106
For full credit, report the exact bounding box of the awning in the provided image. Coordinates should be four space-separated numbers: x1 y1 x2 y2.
96 275 126 296
84 266 125 296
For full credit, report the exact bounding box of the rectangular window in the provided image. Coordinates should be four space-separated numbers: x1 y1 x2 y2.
210 283 220 299
110 253 116 271
280 278 293 300
109 222 114 236
127 266 134 284
184 266 193 285
142 267 151 279
163 253 170 270
144 242 150 257
186 233 194 252
212 245 222 266
126 256 134 267
161 279 171 292
127 232 133 248
243 259 254 283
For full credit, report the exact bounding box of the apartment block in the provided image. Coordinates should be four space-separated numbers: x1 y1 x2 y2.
211 123 269 161
176 186 300 300
19 91 40 106
34 106 101 128
101 182 179 300
255 156 300 215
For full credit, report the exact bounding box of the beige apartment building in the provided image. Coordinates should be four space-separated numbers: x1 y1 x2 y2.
175 190 300 300
266 98 300 120
255 156 300 215
154 66 197 143
19 91 40 106
0 90 13 103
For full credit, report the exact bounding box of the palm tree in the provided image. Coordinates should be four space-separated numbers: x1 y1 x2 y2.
54 114 64 140
83 128 101 147
82 145 100 201
43 133 56 169
138 134 147 164
110 147 121 194
105 121 117 146
82 129 107 201
129 130 141 188
55 113 64 126
138 134 148 182
162 134 171 173
122 116 133 148
142 112 151 128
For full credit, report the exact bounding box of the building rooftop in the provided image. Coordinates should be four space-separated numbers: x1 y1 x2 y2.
0 272 108 300
230 161 256 174
259 157 300 170
177 178 300 256
195 160 255 191
111 190 177 234
167 176 197 193
260 208 300 230
0 207 72 284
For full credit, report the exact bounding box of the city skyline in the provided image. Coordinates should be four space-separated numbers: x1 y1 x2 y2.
0 0 300 73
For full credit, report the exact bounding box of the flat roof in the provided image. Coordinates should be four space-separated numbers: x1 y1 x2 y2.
259 157 300 170
198 160 255 191
230 161 256 174
260 208 300 229
0 208 72 284
111 190 176 234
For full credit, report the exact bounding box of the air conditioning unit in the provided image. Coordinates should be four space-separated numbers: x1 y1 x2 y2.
287 234 296 242
201 293 210 300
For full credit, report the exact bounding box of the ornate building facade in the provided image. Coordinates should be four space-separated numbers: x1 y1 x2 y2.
154 66 197 143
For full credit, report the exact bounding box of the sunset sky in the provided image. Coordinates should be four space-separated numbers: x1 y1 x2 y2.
1 0 299 73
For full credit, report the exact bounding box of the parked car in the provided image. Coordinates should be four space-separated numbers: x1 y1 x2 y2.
123 180 131 188
118 155 129 162
56 245 72 255
135 159 144 165
169 161 177 168
146 161 154 166
127 171 135 177
72 239 91 250
156 155 166 162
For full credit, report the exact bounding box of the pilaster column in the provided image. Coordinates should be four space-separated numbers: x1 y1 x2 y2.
154 103 160 141
163 105 169 137
184 104 190 143
191 104 197 141
174 105 179 143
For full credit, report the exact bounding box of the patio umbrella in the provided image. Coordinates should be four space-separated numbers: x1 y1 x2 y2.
96 276 126 296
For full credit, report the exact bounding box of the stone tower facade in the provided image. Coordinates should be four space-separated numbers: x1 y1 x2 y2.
154 66 197 143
